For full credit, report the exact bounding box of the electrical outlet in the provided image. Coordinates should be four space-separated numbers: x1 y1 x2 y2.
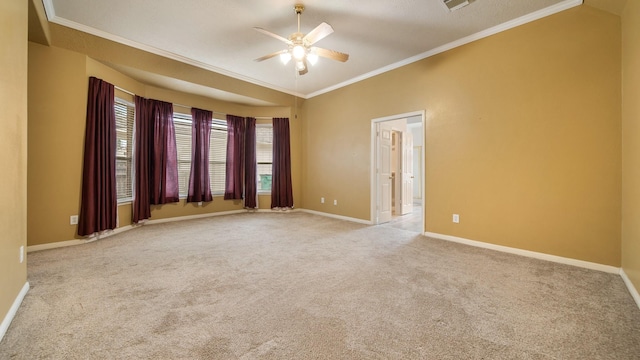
334 199 338 206
321 197 325 203
19 246 24 263
198 201 203 206
453 214 460 223
70 215 78 225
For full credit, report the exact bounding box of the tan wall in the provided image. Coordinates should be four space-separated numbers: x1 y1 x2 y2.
0 0 28 324
302 6 622 266
28 43 88 246
28 43 300 246
622 1 640 293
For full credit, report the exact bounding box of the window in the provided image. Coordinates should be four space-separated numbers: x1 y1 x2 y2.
173 113 228 197
256 124 273 192
115 98 134 202
209 121 227 194
173 113 192 196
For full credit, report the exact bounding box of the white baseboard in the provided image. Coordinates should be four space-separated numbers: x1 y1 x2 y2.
26 209 372 253
27 211 248 252
300 209 373 225
247 208 302 214
144 210 247 225
620 269 640 310
426 232 640 310
0 282 29 343
27 225 136 253
425 232 620 274
27 239 86 253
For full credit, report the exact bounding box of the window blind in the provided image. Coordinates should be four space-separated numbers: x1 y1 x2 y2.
115 99 134 201
256 125 273 192
173 114 192 196
209 121 228 194
173 113 228 196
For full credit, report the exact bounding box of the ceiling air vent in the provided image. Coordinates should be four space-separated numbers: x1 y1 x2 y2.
443 0 470 11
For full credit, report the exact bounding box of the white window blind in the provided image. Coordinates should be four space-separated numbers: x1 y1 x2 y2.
115 99 134 201
256 124 273 192
173 114 192 196
209 121 227 194
173 113 228 197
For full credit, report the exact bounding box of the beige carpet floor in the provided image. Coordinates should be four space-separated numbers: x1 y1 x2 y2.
1 212 639 359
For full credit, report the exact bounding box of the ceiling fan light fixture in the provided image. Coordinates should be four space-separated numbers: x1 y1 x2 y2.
280 52 292 64
253 4 348 75
292 45 306 60
307 52 318 65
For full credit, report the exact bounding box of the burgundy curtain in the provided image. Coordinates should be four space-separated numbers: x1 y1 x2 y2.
133 96 179 223
78 77 118 236
133 96 151 223
187 108 213 203
244 117 257 208
150 100 179 204
224 115 246 200
271 117 294 208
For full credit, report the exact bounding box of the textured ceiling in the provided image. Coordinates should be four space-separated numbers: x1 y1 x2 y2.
43 0 585 100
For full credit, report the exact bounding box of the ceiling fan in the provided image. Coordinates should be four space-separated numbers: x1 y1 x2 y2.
254 4 349 75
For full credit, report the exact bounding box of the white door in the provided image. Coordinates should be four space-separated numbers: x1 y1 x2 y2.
412 146 422 202
400 131 414 215
377 124 393 224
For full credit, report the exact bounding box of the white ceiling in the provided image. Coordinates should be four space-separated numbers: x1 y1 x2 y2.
44 0 585 100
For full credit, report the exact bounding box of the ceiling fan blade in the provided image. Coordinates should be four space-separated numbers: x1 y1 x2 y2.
311 47 349 62
253 27 293 45
303 22 334 46
254 49 289 62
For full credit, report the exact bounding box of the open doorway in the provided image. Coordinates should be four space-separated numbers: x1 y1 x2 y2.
370 111 425 233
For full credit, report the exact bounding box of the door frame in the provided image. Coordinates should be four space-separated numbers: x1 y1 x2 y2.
399 130 414 216
370 110 426 232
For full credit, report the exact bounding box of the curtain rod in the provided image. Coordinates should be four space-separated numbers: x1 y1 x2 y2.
174 103 273 120
114 85 134 96
115 86 275 120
